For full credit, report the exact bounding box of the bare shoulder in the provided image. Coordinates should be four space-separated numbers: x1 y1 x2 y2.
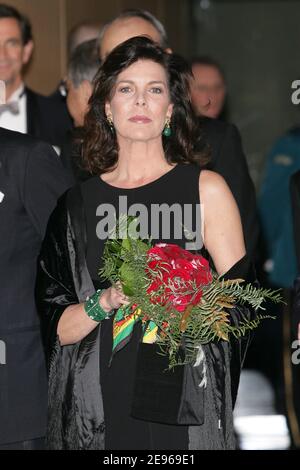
198 172 245 274
199 169 232 201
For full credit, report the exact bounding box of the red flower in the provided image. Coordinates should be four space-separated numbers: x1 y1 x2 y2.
145 243 212 312
147 245 170 261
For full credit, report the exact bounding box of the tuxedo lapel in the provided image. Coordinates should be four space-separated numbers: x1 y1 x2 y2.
25 87 41 138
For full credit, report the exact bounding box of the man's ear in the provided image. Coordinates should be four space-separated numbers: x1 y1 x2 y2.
81 80 93 102
22 40 34 65
165 47 173 54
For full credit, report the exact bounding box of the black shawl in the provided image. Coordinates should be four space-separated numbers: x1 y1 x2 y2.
36 185 256 450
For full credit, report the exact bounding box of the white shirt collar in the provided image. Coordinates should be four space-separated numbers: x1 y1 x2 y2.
7 83 25 103
0 82 27 134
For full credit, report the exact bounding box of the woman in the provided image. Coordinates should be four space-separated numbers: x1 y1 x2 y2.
36 36 254 450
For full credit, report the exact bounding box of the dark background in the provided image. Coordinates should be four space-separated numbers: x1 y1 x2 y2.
4 0 300 189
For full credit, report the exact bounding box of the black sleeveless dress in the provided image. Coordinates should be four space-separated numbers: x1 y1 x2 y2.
81 163 202 450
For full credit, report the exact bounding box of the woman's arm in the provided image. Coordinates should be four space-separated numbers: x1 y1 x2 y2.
36 196 127 356
57 286 128 346
199 169 246 275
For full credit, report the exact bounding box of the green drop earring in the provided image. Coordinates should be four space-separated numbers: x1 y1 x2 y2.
107 115 114 132
163 118 171 137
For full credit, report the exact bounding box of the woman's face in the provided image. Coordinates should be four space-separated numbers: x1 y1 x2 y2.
105 59 173 143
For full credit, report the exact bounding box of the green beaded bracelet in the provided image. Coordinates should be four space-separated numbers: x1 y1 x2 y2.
84 289 114 322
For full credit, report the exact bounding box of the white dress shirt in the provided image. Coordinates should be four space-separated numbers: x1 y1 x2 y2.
0 83 27 134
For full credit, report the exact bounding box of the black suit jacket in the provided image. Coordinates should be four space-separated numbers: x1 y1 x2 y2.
0 128 70 444
290 170 300 330
25 87 72 149
289 171 300 444
60 129 91 184
291 170 300 271
199 117 259 259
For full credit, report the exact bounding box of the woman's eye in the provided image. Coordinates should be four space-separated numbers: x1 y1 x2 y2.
119 86 131 93
150 87 163 94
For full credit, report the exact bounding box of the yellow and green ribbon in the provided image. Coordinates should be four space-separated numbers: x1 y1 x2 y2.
112 305 158 357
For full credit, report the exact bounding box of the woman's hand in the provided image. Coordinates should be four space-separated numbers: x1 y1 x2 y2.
100 281 130 312
58 282 130 346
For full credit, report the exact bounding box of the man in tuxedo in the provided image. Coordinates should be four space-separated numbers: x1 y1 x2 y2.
98 9 259 259
0 4 71 150
0 128 70 449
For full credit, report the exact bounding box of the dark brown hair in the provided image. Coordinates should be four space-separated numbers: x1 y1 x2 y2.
0 3 32 44
83 36 208 174
190 56 226 82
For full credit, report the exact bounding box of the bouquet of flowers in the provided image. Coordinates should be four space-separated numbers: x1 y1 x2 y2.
99 217 281 369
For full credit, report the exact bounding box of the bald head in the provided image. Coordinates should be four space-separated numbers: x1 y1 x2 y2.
100 16 169 60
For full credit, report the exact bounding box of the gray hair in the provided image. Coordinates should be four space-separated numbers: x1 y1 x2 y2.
68 39 101 88
98 9 169 51
68 20 102 57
